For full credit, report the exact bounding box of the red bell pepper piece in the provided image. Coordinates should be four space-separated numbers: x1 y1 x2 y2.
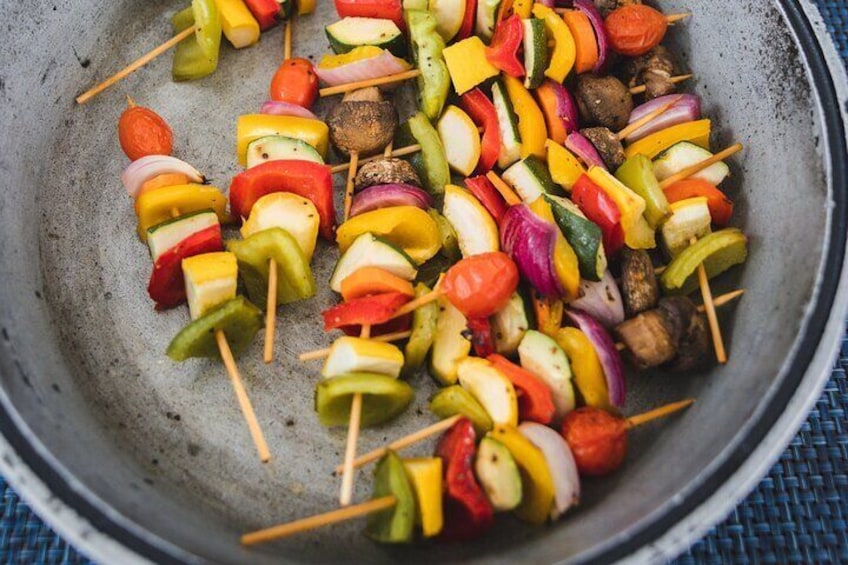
485 15 525 78
147 224 224 310
459 89 501 175
572 174 625 255
488 354 555 425
243 0 284 31
464 175 507 224
456 0 478 40
229 160 336 240
466 317 496 358
322 292 410 331
334 0 405 30
435 418 494 542
663 179 735 227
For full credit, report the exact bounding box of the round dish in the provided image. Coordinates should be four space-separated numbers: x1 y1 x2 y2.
0 0 846 563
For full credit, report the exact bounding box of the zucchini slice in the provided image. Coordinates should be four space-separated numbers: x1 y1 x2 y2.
147 210 218 261
492 79 522 168
325 17 406 57
246 135 324 169
330 233 418 293
522 18 548 90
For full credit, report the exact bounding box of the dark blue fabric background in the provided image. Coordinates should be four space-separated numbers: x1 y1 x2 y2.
2 2 847 563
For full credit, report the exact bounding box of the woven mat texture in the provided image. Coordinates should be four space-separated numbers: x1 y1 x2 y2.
1 1 847 563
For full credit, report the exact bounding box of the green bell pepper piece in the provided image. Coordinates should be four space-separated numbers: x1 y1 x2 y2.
546 195 606 282
403 283 439 376
661 228 748 295
166 296 262 361
614 154 670 229
226 228 316 308
314 373 414 427
171 0 221 82
429 385 493 436
428 209 461 261
366 450 416 543
396 112 451 197
406 10 450 122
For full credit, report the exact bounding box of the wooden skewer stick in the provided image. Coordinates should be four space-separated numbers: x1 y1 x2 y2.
614 289 744 352
299 331 413 361
658 143 744 189
692 237 727 364
630 74 693 95
665 12 692 24
320 69 422 98
343 151 359 222
389 286 446 320
216 329 272 462
616 95 684 140
284 18 293 61
241 495 397 545
384 141 394 159
335 415 462 474
263 259 278 363
76 26 196 105
625 398 694 429
338 324 371 506
331 144 421 174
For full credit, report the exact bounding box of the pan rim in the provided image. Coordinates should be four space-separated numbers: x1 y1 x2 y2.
0 1 846 563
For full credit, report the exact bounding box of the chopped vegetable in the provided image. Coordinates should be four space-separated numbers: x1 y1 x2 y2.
560 9 598 74
443 36 501 95
240 192 320 261
503 75 547 160
269 58 318 109
349 184 433 218
604 4 668 57
624 119 712 160
489 354 555 424
429 386 493 435
490 425 555 525
661 228 748 295
121 155 204 199
322 292 410 331
171 3 221 82
442 184 501 257
314 373 414 426
569 271 625 329
518 330 575 421
443 252 519 318
614 154 670 228
245 135 324 169
555 327 611 412
330 233 417 293
402 458 444 538
397 112 451 196
565 309 626 409
560 407 627 476
501 204 563 298
336 206 442 265
459 89 501 174
545 139 586 190
464 176 508 224
403 283 439 375
236 114 329 165
438 105 482 175
134 183 227 241
215 0 260 49
315 48 411 87
326 17 406 56
366 451 417 543
532 4 576 83
588 166 655 249
485 15 524 77
457 357 518 427
429 295 472 386
521 18 548 89
166 296 262 361
474 436 523 511
148 224 223 309
340 267 416 302
619 248 659 317
625 95 703 143
334 0 404 29
536 82 579 146
407 10 450 121
322 336 404 379
546 195 607 281
661 197 713 257
518 422 580 520
663 178 734 227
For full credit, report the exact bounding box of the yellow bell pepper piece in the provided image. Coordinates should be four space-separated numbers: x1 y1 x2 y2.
555 327 612 412
490 425 555 525
336 206 442 265
624 119 712 160
503 75 547 160
532 4 576 83
322 337 405 379
214 0 260 49
512 0 534 18
403 457 444 538
237 114 329 166
318 47 400 69
587 167 656 249
545 139 586 191
134 184 228 241
297 0 315 15
442 37 500 95
529 198 580 300
182 252 238 319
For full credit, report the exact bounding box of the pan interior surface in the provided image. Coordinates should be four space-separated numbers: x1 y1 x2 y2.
0 0 842 563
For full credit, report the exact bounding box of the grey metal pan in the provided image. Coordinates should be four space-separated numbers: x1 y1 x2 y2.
0 0 846 563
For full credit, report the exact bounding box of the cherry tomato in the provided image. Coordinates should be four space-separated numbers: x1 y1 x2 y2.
269 58 319 109
604 4 668 57
442 252 519 319
118 102 173 161
560 407 627 476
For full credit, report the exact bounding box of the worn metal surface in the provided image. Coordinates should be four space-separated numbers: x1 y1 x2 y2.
0 0 846 563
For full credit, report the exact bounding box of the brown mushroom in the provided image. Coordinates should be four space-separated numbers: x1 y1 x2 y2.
327 88 397 157
580 127 626 170
624 46 679 101
594 0 641 17
574 75 634 132
614 310 677 369
620 248 659 317
659 297 709 372
354 158 422 191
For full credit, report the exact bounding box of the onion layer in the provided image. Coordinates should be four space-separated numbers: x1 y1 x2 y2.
501 205 564 298
121 155 204 199
566 308 626 408
570 270 625 328
566 132 606 170
519 422 580 520
259 100 319 120
624 94 702 142
314 50 410 87
349 184 433 217
573 0 609 74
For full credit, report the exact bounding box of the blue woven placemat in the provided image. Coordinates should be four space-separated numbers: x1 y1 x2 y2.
2 2 848 564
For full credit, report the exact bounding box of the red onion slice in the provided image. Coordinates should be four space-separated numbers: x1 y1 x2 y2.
314 49 410 87
501 205 564 298
566 132 606 170
349 184 433 217
121 155 205 199
566 308 626 408
570 270 625 328
259 100 319 120
573 0 609 74
624 94 702 142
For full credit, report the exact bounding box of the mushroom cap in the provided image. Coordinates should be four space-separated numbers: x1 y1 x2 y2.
580 127 626 171
575 75 634 132
354 158 422 191
327 100 398 156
